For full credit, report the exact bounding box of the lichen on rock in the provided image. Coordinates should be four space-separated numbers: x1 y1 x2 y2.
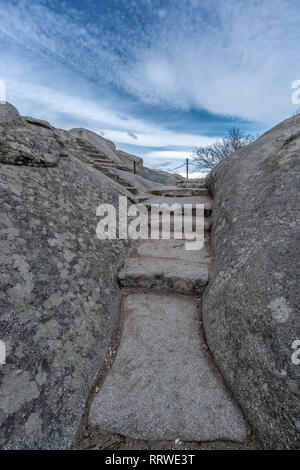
203 113 300 450
0 103 133 449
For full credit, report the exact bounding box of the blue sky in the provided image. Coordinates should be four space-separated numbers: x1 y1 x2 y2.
0 0 299 173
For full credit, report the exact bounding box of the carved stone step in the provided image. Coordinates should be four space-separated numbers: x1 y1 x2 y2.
118 257 209 296
92 161 115 167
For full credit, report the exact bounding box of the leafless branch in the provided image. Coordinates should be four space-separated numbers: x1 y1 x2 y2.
192 127 255 170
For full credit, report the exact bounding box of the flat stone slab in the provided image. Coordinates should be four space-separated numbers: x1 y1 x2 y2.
136 239 211 264
118 257 209 295
89 293 247 442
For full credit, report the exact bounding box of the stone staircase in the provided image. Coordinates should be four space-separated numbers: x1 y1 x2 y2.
118 243 209 296
117 198 212 296
70 138 148 201
100 167 149 202
88 186 249 447
71 138 116 167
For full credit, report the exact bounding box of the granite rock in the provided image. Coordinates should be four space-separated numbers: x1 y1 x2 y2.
0 104 132 449
203 114 300 449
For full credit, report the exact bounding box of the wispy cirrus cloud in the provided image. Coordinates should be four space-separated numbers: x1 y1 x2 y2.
1 0 299 123
100 130 216 148
143 151 195 161
4 76 158 133
0 0 299 169
115 0 300 122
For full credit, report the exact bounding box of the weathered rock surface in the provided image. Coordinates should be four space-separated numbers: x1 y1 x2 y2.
0 107 68 167
0 104 132 449
90 293 247 442
23 116 54 130
0 102 23 123
203 113 300 449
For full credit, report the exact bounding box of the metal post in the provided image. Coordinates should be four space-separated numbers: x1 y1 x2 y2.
186 158 189 180
133 161 136 174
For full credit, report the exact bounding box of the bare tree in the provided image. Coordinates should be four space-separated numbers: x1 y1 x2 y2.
192 127 255 170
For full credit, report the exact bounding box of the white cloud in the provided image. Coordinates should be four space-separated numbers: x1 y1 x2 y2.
100 130 217 148
3 75 159 134
117 0 300 122
143 150 195 160
1 0 299 128
3 72 218 168
177 170 209 179
144 58 176 91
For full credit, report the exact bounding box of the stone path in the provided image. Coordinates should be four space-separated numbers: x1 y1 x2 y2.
89 293 246 441
69 137 149 203
89 186 248 444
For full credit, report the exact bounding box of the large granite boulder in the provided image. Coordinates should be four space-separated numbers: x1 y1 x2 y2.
203 114 300 449
0 104 132 449
0 111 67 167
